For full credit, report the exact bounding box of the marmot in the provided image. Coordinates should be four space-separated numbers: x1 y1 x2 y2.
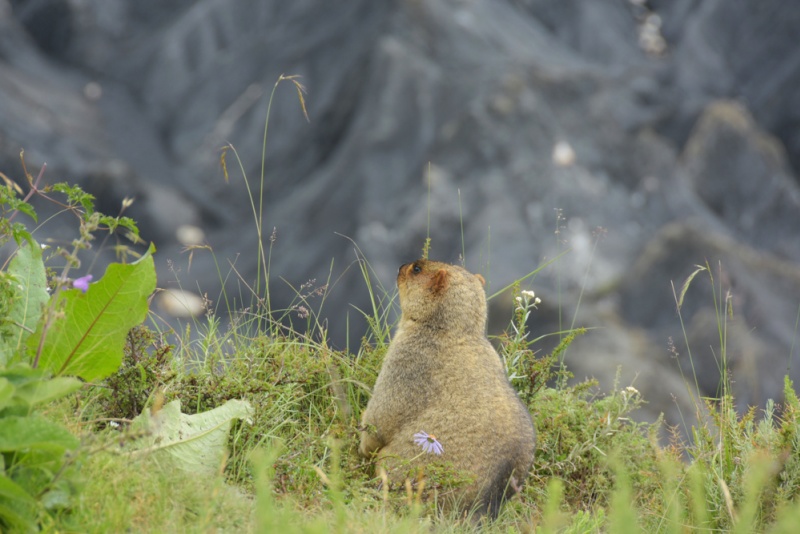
359 259 536 519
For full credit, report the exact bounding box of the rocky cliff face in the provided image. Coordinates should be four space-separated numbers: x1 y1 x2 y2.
2 0 799 427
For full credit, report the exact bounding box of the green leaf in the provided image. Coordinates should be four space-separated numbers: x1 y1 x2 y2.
131 399 253 476
2 196 37 224
0 474 36 504
30 245 156 381
0 365 78 414
0 497 37 534
0 364 47 386
40 481 72 511
13 377 82 408
0 240 48 366
52 183 95 215
0 415 78 452
0 379 15 411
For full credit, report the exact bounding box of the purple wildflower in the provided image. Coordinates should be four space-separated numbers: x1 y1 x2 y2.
413 431 444 455
73 275 93 293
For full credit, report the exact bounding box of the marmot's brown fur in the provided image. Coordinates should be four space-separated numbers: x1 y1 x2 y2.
359 259 536 519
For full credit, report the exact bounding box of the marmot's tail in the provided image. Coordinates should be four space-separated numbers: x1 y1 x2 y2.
475 459 516 520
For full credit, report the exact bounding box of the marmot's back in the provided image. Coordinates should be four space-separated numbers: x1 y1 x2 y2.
359 259 536 519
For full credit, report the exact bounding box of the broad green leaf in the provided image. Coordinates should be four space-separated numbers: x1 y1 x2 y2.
0 364 47 390
30 245 156 381
13 377 82 408
0 474 35 504
0 365 62 417
0 364 66 385
0 379 14 411
0 475 38 533
40 481 72 510
0 415 78 452
0 241 48 366
131 399 253 476
0 499 37 534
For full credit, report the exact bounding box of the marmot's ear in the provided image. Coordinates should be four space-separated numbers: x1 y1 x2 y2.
474 273 486 286
429 269 449 294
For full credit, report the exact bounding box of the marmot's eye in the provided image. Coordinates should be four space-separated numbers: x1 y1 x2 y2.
412 264 422 274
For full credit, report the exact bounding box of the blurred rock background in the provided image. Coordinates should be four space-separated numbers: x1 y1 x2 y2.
1 0 799 430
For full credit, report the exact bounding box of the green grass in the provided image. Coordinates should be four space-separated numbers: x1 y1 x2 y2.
48 451 253 533
8 193 800 533
35 267 800 532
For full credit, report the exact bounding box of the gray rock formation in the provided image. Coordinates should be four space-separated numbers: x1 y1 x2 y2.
2 0 799 428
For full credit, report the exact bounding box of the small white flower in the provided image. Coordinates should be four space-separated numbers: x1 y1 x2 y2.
521 290 536 299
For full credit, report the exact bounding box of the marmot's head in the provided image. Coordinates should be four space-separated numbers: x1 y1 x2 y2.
396 259 487 332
